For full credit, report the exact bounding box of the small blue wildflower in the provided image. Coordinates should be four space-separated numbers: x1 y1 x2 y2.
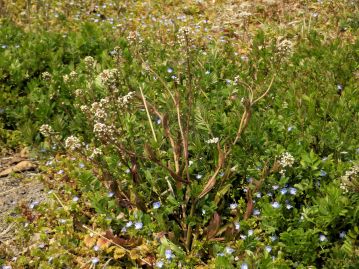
156 118 161 125
272 185 279 190
156 260 164 268
205 70 210 75
196 174 203 179
265 246 272 252
153 201 161 209
121 227 127 233
337 84 343 91
280 188 288 195
253 209 260 216
107 192 115 198
134 222 143 230
38 243 45 249
58 219 67 224
1 45 7 49
320 170 327 177
94 245 100 251
91 257 99 264
57 170 64 175
126 221 133 228
217 252 225 257
287 126 294 132
167 68 173 73
72 196 79 202
234 222 240 230
271 202 280 209
241 263 249 269
255 192 262 198
246 177 253 183
267 192 273 197
339 231 346 239
319 234 327 242
79 163 85 168
225 79 231 85
270 235 278 242
289 187 297 195
2 266 12 269
165 249 173 260
248 230 254 236
219 172 225 177
125 168 130 174
286 204 293 210
230 203 238 210
240 234 247 240
171 75 177 80
225 247 235 254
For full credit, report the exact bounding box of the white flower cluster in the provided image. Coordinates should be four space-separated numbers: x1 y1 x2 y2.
41 71 52 81
277 39 293 55
65 136 81 151
90 148 102 159
75 89 84 98
90 99 110 121
177 26 193 47
127 31 143 45
279 152 295 175
206 137 219 144
118 91 135 108
84 56 95 69
39 124 54 137
340 164 359 193
93 122 115 138
99 68 119 86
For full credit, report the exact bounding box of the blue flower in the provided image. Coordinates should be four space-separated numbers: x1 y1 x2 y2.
79 163 85 168
248 230 254 236
319 234 327 242
134 222 143 230
156 260 164 268
280 188 288 195
287 126 294 132
320 170 327 177
72 196 79 202
165 249 173 260
205 70 210 75
196 174 203 179
339 231 346 239
271 202 280 209
93 245 100 251
272 185 279 190
91 257 99 264
230 203 238 210
255 192 262 198
253 209 260 216
241 263 249 269
153 201 161 209
234 222 240 230
167 68 173 73
286 204 293 209
289 187 297 195
125 221 133 228
225 247 235 254
217 252 225 257
107 192 115 198
265 246 272 252
270 235 278 242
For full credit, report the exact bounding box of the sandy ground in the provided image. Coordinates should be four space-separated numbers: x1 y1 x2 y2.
0 156 45 253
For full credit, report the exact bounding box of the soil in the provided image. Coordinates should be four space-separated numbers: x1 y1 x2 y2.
0 155 45 250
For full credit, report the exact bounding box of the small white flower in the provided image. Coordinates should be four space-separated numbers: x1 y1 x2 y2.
241 263 249 269
196 174 203 179
206 137 219 144
94 245 100 251
248 230 253 236
234 222 240 230
265 246 272 252
230 203 238 210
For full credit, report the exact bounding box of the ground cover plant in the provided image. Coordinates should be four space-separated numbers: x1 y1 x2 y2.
0 0 358 268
